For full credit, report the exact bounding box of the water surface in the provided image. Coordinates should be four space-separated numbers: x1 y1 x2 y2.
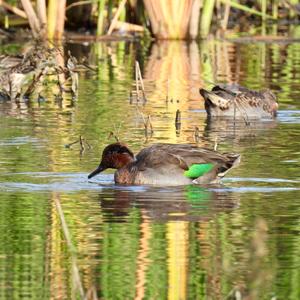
0 39 300 299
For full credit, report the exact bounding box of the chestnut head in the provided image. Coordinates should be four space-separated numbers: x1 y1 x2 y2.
88 143 134 179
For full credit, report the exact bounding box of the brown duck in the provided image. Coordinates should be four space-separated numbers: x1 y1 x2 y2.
88 142 240 185
200 84 278 118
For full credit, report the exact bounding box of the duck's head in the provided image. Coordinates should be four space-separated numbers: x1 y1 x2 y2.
88 142 134 179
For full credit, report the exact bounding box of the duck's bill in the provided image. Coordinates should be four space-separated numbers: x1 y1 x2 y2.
88 165 105 179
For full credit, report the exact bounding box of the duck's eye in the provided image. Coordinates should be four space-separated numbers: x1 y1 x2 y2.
118 147 128 154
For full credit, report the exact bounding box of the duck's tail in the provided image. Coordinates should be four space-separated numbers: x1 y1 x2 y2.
199 88 230 109
218 153 241 178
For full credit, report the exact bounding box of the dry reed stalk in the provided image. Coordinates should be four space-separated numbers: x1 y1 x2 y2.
107 0 127 35
0 0 27 19
143 0 193 39
221 0 231 30
135 62 140 101
114 20 144 32
20 0 41 37
189 0 202 39
37 0 47 31
135 61 147 102
55 0 66 39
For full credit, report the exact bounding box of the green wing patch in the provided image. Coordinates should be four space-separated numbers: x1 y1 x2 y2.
184 163 214 179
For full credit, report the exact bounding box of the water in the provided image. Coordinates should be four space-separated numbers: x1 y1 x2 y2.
0 39 300 299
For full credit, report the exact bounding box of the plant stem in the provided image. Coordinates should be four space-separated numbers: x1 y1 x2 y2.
97 0 106 36
47 0 57 40
200 0 215 38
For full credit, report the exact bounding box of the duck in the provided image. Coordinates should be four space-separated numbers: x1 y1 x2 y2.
88 142 240 185
199 84 278 119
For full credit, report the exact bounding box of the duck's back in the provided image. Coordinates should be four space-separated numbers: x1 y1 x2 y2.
200 84 278 118
115 144 240 185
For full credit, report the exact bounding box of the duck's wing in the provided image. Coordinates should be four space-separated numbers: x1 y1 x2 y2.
200 87 234 110
136 144 240 183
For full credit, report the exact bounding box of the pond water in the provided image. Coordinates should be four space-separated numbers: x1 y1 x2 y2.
0 39 300 299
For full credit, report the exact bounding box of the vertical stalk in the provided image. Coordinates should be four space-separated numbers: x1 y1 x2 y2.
272 0 278 20
221 0 231 30
55 0 66 39
261 0 267 21
97 0 106 36
200 0 215 38
189 0 202 39
119 0 126 22
21 0 41 37
37 0 47 33
47 0 57 40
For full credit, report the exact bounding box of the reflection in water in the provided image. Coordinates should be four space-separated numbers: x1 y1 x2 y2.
204 118 278 145
1 38 300 299
95 186 240 300
98 186 238 222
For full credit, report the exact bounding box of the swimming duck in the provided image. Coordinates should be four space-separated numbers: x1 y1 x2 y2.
200 84 278 119
88 142 240 185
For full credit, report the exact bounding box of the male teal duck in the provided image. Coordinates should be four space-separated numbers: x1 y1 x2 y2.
200 84 278 119
88 142 240 185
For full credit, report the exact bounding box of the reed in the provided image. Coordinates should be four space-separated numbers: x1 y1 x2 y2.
47 0 58 39
189 0 202 39
221 0 231 30
7 0 300 40
0 1 27 19
97 0 106 36
55 0 66 39
261 0 267 21
20 0 41 37
36 0 47 32
143 0 193 39
219 0 275 19
272 0 279 19
200 0 215 38
107 0 127 35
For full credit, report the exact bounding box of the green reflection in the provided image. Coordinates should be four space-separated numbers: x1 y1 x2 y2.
0 38 300 300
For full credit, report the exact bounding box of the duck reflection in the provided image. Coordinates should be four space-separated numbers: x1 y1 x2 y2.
204 118 278 144
98 185 239 222
95 186 240 300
